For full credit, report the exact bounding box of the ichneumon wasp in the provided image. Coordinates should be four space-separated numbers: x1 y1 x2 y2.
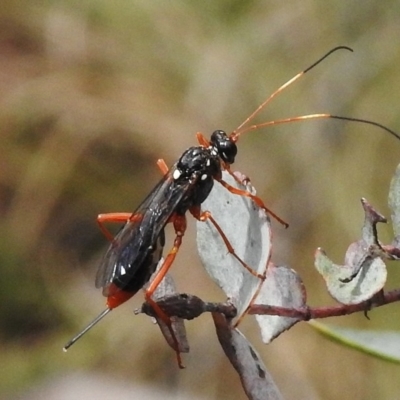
63 46 400 368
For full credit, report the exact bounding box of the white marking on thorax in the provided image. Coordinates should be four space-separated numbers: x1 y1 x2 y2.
173 169 182 180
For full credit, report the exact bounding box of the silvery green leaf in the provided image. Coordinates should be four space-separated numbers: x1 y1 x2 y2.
213 313 284 400
255 264 306 343
310 321 400 364
315 199 387 305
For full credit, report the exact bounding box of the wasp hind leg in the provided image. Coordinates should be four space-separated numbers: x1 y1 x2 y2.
144 213 187 368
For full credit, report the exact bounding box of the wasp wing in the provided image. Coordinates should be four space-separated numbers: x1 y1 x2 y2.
95 166 194 294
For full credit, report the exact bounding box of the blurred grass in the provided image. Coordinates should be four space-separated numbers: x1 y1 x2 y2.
1 1 400 399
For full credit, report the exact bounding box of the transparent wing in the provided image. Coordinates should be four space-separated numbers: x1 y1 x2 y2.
95 167 195 293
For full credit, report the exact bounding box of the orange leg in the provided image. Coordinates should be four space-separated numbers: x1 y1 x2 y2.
97 212 141 242
223 165 251 186
191 206 265 280
157 159 169 175
216 178 289 228
196 132 210 147
193 204 268 328
145 213 187 368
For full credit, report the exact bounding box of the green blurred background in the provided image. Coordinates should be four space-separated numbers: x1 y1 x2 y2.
1 1 400 399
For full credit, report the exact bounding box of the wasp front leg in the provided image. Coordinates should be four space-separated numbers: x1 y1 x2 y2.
215 177 289 228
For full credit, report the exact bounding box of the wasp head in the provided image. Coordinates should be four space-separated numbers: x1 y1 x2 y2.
210 130 237 165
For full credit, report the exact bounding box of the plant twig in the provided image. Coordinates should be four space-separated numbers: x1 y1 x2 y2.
140 289 400 321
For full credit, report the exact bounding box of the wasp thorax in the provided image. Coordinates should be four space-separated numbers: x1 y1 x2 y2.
176 147 219 180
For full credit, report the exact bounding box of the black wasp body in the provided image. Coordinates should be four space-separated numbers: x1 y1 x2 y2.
95 129 237 309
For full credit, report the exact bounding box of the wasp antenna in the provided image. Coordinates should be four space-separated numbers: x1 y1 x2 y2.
303 46 353 74
231 46 353 141
63 308 112 351
329 115 400 142
234 113 400 142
